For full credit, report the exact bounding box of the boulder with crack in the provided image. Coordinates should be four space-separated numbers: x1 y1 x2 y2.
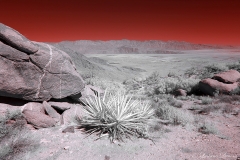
0 23 85 101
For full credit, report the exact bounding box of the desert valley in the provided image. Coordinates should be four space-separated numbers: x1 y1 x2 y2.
0 23 240 160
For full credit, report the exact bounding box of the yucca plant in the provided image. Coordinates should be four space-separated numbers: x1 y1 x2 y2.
79 90 154 142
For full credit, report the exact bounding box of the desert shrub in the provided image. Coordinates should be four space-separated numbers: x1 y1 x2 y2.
204 64 227 73
190 103 224 115
184 67 201 77
222 104 239 115
81 72 95 80
167 71 177 77
226 60 240 72
188 104 202 111
144 71 161 85
216 95 240 104
200 96 213 105
78 90 155 142
176 96 190 101
209 103 239 115
167 97 183 108
152 102 194 126
0 110 39 160
198 121 219 135
185 64 228 79
199 64 228 79
86 77 124 93
145 76 200 96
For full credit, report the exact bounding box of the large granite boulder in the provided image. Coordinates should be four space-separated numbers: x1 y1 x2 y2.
212 69 240 84
199 78 239 96
0 23 85 101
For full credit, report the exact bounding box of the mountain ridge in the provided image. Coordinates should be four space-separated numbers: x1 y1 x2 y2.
50 40 236 54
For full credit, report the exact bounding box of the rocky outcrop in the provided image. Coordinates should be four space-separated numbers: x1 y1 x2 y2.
0 23 85 101
212 70 240 84
199 70 240 96
0 23 107 130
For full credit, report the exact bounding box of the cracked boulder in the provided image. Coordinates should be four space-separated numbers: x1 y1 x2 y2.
0 23 85 101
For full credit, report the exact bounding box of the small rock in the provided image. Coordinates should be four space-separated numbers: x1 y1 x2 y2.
104 155 111 160
174 89 187 96
47 102 72 112
71 85 103 102
64 146 70 150
43 101 61 122
23 110 56 129
25 123 36 130
61 104 86 125
21 102 45 113
62 126 75 133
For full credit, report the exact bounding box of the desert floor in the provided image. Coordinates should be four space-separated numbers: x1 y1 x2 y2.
2 49 240 160
84 49 240 79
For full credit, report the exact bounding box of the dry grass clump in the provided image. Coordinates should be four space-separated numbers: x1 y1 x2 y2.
0 110 39 160
221 104 239 115
227 60 240 72
189 102 239 116
152 101 194 126
198 120 219 135
189 104 223 115
144 73 200 96
86 76 124 92
200 96 213 105
185 63 228 79
167 96 183 108
216 95 240 104
78 90 155 142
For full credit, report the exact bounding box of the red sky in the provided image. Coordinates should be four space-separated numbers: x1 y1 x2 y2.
1 0 240 45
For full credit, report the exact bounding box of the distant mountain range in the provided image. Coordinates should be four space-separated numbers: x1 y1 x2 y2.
50 40 236 54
